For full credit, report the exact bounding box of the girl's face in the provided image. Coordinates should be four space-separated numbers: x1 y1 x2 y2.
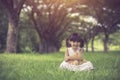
70 41 78 49
78 42 80 47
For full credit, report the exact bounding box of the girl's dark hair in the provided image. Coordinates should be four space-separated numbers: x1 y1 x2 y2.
69 33 79 42
66 33 84 48
78 38 84 48
66 37 71 47
66 33 79 47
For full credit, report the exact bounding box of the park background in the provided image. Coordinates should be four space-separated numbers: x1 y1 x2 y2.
0 0 120 80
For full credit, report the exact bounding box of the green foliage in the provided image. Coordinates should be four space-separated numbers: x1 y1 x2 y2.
0 52 120 80
109 30 120 45
18 27 39 53
18 24 39 52
108 30 120 50
17 13 39 53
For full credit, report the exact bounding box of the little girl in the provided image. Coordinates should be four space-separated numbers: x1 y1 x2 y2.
60 33 94 71
65 33 86 65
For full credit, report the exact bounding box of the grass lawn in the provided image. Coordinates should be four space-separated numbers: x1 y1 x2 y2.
0 51 120 80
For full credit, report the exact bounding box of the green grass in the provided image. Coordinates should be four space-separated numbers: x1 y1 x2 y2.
0 51 120 80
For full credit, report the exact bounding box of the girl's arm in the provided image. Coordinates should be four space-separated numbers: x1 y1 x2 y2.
64 49 70 61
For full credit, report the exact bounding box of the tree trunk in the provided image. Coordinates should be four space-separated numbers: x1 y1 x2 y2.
5 12 19 53
85 42 89 52
103 33 109 53
91 37 95 52
39 37 60 53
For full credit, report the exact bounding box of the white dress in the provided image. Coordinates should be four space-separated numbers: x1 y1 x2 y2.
59 47 94 71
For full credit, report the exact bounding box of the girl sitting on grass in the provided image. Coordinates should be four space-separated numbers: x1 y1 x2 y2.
59 33 94 71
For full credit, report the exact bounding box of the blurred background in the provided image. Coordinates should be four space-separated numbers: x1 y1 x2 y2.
0 0 120 53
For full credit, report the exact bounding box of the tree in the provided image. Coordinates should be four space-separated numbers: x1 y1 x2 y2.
64 0 120 52
81 0 120 52
0 0 26 53
94 0 120 52
24 0 79 53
